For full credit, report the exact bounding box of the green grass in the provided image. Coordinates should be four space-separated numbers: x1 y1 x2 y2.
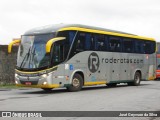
0 84 21 89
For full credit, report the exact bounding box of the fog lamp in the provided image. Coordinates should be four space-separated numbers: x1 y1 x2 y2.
15 80 18 84
43 82 47 85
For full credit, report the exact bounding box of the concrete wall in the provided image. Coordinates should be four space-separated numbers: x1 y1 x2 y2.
0 45 18 85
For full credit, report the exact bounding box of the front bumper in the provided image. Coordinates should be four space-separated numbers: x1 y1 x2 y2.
16 84 60 88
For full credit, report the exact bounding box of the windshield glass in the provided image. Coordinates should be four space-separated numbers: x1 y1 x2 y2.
17 33 54 70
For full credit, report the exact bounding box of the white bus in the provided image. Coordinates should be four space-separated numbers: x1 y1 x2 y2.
8 24 156 91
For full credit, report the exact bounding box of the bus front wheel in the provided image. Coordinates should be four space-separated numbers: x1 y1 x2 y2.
128 72 141 86
67 73 83 92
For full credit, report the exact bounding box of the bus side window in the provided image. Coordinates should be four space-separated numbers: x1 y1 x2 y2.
69 31 76 45
85 33 91 50
75 33 85 52
144 41 155 54
109 37 122 52
90 34 95 50
123 38 133 53
105 36 108 51
151 41 156 54
92 34 106 51
57 31 76 47
52 41 65 63
97 34 106 51
135 40 144 54
144 41 151 54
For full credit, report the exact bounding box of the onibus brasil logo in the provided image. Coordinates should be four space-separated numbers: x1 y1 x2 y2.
88 52 100 73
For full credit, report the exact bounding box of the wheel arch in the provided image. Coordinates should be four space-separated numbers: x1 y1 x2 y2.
70 69 85 85
133 69 142 79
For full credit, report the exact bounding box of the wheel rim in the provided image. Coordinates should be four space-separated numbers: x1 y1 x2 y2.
72 78 80 88
135 74 140 84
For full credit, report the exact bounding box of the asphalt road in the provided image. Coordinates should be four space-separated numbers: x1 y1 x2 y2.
0 80 160 120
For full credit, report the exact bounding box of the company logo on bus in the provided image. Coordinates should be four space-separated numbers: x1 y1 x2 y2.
88 52 100 73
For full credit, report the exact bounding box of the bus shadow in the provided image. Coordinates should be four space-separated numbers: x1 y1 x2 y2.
19 83 151 95
82 84 127 91
19 88 68 95
154 79 160 81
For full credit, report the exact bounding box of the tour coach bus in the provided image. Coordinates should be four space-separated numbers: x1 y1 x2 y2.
8 24 156 91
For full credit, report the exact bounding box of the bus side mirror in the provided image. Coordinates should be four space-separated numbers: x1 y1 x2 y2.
8 40 21 53
46 37 65 53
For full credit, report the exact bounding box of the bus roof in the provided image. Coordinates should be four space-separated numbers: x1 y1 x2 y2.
24 24 155 41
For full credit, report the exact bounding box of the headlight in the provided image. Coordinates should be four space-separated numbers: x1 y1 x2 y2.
41 74 47 78
15 74 18 77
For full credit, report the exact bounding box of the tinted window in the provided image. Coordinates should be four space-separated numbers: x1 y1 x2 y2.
95 34 106 51
56 31 77 60
85 33 91 50
134 39 156 54
149 41 156 54
109 37 122 52
57 31 76 46
52 41 65 64
69 32 88 57
123 38 133 53
69 31 76 45
75 33 86 52
144 41 151 54
134 40 144 53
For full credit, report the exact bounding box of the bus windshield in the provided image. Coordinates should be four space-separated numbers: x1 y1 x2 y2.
17 33 54 70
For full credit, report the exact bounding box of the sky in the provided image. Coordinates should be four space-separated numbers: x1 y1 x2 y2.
0 0 160 44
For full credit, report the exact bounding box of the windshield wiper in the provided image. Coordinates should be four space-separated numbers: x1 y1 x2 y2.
28 46 37 68
19 47 31 68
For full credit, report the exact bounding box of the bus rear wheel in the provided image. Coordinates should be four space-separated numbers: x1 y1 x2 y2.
128 72 141 86
107 83 117 87
67 73 83 92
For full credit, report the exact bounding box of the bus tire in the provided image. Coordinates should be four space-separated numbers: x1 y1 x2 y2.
67 73 83 92
107 83 117 87
42 88 53 92
128 72 141 86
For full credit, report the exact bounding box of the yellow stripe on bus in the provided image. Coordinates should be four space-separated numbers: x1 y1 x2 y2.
58 27 155 41
148 76 156 80
46 37 65 53
84 81 107 86
16 84 60 88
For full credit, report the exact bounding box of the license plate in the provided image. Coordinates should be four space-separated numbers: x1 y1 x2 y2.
25 82 32 85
